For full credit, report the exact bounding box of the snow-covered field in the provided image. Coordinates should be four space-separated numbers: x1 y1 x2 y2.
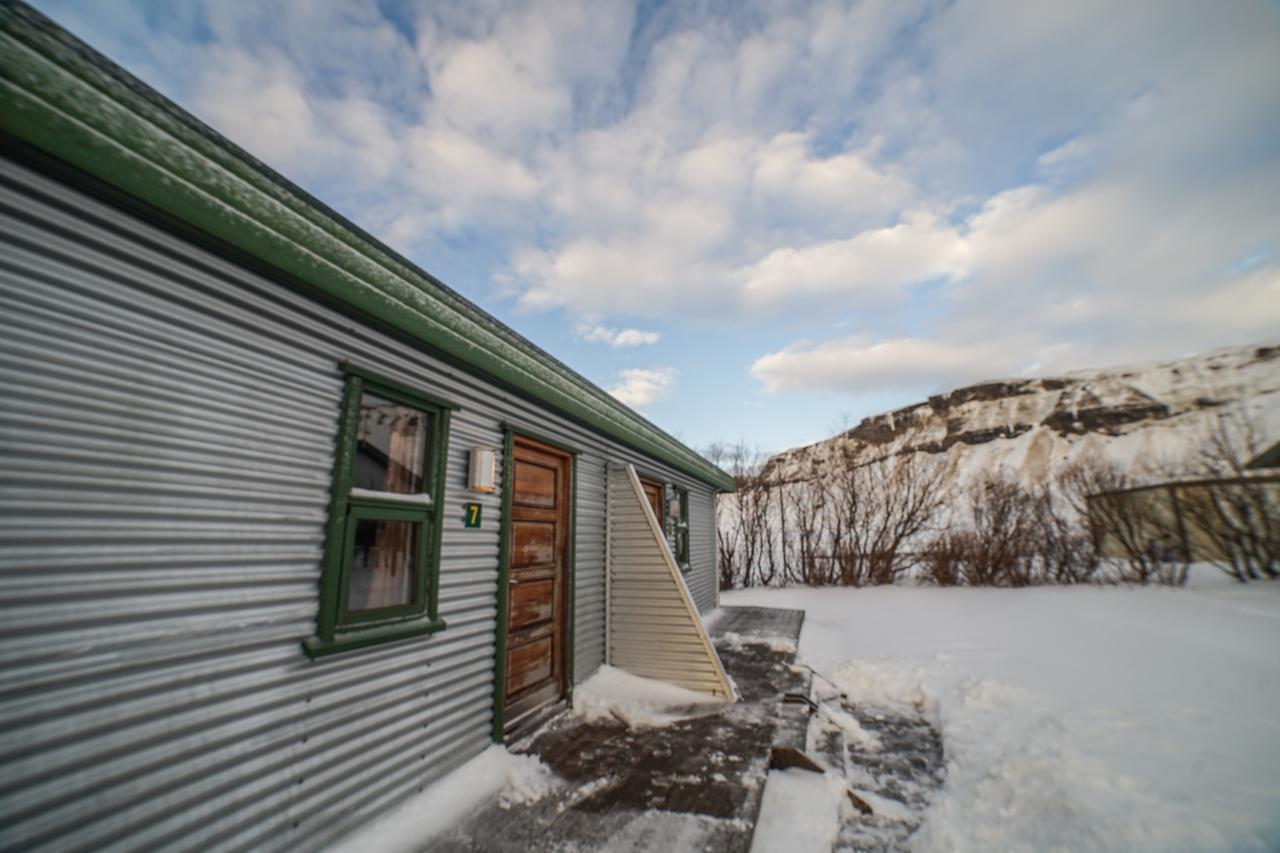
728 575 1280 852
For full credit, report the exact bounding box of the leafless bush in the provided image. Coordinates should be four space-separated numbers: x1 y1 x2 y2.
919 532 965 586
783 477 834 585
823 441 950 586
712 406 1279 590
962 475 1041 586
1032 483 1102 584
707 440 783 589
711 432 949 588
919 473 1098 587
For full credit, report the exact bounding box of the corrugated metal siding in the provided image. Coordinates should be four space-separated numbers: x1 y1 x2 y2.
0 155 722 852
605 466 733 700
573 455 607 683
687 487 717 612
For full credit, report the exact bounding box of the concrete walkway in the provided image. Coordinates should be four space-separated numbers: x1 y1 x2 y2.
423 606 808 853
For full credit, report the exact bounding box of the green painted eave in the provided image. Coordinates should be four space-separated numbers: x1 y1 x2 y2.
0 2 735 493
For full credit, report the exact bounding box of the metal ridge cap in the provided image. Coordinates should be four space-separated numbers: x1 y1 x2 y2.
0 1 735 492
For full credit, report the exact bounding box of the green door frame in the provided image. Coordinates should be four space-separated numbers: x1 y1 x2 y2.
491 424 579 741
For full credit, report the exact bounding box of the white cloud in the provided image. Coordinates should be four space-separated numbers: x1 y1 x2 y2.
193 48 317 170
513 237 736 315
751 337 1012 394
740 211 969 306
429 39 570 139
749 133 915 228
404 127 541 223
576 324 661 348
608 367 678 409
63 0 1280 426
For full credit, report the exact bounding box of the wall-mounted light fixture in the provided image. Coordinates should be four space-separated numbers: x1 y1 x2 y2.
468 446 497 492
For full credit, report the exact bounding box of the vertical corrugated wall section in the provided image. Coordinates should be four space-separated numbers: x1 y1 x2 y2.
0 155 724 852
687 488 718 612
605 466 734 699
573 455 608 682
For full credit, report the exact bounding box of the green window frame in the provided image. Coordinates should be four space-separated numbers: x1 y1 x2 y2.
304 364 455 658
674 487 691 572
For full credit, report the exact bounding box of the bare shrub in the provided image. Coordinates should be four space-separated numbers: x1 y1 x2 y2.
823 440 949 586
708 440 793 589
1032 483 1102 584
783 477 834 585
919 532 965 586
921 473 1079 587
706 440 760 590
960 475 1041 586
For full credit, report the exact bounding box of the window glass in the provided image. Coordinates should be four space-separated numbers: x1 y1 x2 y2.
354 392 428 494
307 367 453 658
347 518 420 612
676 488 691 569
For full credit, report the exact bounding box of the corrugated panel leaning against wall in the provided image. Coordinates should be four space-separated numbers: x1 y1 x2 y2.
605 465 735 699
0 153 722 852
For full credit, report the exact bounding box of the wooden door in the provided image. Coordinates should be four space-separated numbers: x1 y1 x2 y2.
639 476 664 523
504 435 572 727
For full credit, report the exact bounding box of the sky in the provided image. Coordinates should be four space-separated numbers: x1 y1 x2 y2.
30 0 1280 454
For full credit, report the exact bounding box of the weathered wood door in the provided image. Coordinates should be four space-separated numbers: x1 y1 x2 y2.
639 476 664 523
504 435 572 727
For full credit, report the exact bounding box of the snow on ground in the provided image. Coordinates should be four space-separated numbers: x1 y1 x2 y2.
325 746 555 853
571 663 726 727
726 573 1280 852
752 768 853 853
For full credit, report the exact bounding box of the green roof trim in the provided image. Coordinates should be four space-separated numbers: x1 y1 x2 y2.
0 2 735 492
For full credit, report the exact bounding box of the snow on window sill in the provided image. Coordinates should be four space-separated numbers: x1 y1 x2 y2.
349 488 434 506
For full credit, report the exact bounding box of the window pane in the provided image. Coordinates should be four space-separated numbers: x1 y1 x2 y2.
347 518 420 612
354 392 429 494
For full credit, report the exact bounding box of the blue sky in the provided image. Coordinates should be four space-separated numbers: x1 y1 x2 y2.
31 0 1280 453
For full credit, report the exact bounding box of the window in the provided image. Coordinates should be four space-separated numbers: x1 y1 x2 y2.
674 487 690 572
305 365 455 657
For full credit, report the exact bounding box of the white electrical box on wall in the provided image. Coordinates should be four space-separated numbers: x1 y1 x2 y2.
468 447 497 492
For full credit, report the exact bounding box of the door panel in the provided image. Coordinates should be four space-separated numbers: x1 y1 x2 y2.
639 476 664 523
511 520 555 569
513 458 557 508
503 435 572 728
507 635 554 693
509 579 555 629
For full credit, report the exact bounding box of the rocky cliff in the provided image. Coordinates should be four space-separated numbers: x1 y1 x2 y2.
766 343 1280 486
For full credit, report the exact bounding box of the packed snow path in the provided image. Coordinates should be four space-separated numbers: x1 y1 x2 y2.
808 688 945 851
420 607 809 852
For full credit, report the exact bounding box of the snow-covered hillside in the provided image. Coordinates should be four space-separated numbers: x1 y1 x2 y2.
767 342 1280 486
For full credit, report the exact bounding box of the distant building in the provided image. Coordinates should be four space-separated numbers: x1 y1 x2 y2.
1086 472 1279 573
1245 439 1280 471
